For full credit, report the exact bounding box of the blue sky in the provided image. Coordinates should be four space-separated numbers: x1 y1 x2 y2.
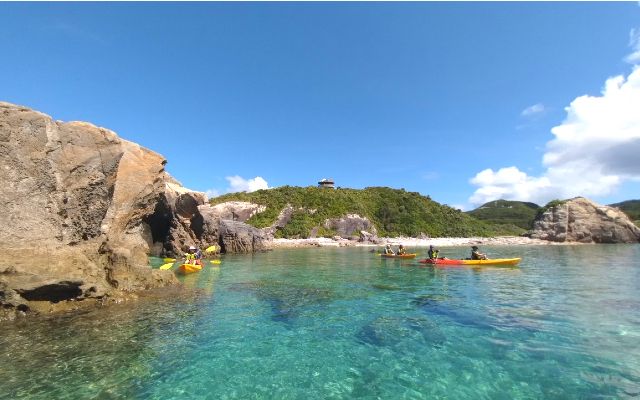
2 2 639 210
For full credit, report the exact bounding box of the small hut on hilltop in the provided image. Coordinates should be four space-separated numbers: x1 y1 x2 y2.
318 178 335 189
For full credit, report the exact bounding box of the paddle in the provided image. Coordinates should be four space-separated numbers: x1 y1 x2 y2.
159 262 175 270
210 259 221 265
163 257 176 263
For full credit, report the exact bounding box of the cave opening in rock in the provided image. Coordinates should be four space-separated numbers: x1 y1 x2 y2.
191 213 204 239
17 282 83 303
144 196 173 247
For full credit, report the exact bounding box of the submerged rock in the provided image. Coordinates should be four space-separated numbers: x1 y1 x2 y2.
230 280 334 324
528 197 640 243
356 316 445 348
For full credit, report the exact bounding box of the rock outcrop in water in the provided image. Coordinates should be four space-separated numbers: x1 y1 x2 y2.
0 102 265 318
528 197 640 243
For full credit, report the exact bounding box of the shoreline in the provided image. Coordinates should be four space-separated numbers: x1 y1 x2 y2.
266 236 570 249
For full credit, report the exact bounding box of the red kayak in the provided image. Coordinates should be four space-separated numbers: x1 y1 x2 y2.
419 258 521 266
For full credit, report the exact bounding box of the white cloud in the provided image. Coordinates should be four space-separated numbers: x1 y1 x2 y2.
225 175 270 193
204 189 220 199
204 175 270 200
521 103 545 117
625 28 640 64
469 66 640 206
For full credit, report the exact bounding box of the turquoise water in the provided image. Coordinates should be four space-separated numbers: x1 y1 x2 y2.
2 245 640 399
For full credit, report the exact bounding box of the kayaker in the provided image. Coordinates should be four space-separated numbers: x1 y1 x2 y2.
383 244 395 255
185 246 198 265
471 245 488 260
397 244 406 255
428 245 440 260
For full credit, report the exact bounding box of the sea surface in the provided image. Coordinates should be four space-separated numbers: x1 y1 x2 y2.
1 245 639 399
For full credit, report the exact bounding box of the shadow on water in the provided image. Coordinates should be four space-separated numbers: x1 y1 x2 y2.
411 293 495 331
355 315 446 348
230 280 335 325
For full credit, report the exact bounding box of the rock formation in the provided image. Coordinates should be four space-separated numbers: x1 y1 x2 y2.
528 197 640 243
0 102 265 318
218 220 269 253
324 214 377 239
206 201 266 222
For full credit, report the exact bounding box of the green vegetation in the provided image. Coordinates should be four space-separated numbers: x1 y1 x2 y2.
537 199 567 217
466 200 540 231
609 200 640 226
210 186 524 238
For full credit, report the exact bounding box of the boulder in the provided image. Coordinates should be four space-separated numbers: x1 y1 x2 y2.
206 201 266 222
218 220 269 253
528 197 640 243
324 214 377 238
359 230 381 244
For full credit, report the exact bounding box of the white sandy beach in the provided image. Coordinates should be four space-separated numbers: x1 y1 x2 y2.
267 236 567 249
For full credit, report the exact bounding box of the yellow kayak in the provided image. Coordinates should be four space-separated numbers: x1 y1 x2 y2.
177 263 203 274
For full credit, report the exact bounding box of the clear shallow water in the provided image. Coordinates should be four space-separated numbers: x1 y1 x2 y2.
2 245 640 399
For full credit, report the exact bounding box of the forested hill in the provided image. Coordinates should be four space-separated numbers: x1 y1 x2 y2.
466 200 540 231
210 186 523 238
609 200 640 225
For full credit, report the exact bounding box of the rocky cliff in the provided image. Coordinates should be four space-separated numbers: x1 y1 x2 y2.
528 197 640 243
0 102 265 318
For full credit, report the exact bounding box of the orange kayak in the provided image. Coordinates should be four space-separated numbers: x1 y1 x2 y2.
379 253 417 259
177 263 203 274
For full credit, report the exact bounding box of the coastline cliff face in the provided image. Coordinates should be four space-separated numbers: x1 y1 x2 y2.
0 102 264 318
528 197 640 243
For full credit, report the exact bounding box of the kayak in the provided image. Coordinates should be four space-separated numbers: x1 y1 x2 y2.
177 263 203 274
419 258 521 266
379 253 417 259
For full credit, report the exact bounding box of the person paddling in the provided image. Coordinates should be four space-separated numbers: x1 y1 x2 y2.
185 246 199 265
383 244 395 255
397 244 406 255
471 245 488 260
428 245 440 260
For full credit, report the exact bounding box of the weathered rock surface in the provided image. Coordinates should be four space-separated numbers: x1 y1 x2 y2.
218 220 269 253
273 205 296 229
359 230 381 244
207 201 266 222
324 214 377 239
528 197 640 243
0 102 264 318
